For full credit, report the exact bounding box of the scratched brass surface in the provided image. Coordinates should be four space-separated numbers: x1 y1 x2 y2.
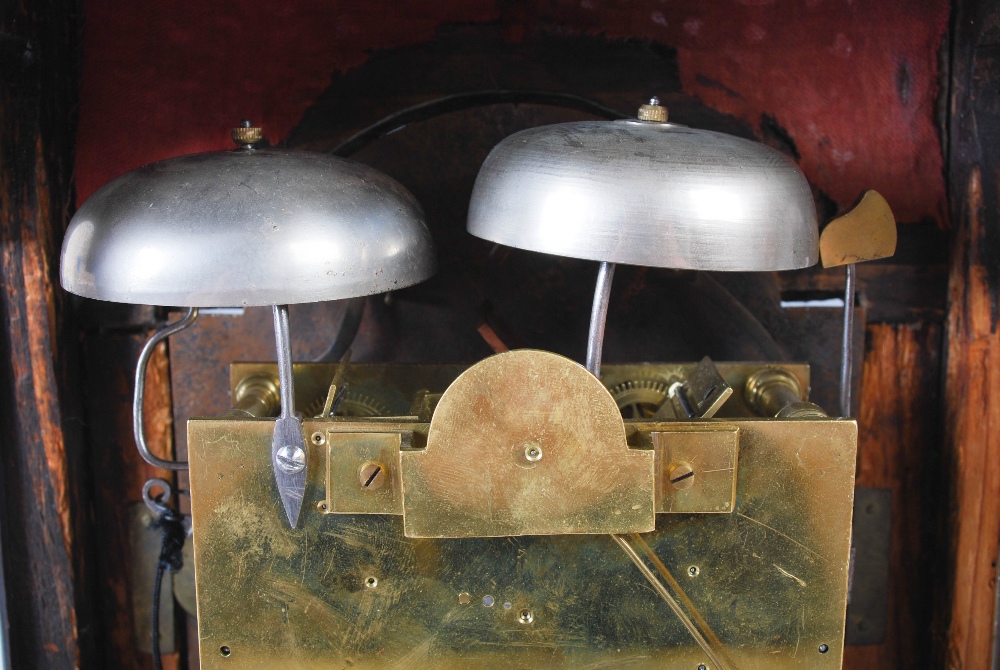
652 425 740 514
325 432 404 515
320 422 741 521
404 350 655 538
190 412 855 669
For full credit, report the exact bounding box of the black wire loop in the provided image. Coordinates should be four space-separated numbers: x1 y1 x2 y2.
144 478 187 670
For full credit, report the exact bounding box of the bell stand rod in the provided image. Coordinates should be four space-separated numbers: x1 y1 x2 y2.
271 304 308 527
272 304 296 422
585 261 730 669
133 307 199 470
585 261 616 377
839 263 856 417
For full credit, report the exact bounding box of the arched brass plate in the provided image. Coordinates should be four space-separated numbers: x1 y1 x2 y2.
401 349 655 538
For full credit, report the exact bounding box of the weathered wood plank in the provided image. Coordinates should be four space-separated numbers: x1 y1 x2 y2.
843 323 943 669
778 263 948 324
943 167 1000 669
0 1 88 667
942 0 1000 666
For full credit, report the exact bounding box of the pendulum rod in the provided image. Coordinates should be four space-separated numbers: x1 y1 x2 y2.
586 262 728 668
840 263 856 417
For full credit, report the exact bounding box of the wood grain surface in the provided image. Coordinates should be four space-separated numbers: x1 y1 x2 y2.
843 323 943 668
0 0 90 666
942 0 1000 665
943 167 1000 669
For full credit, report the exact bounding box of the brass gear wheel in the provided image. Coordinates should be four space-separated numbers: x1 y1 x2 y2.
306 388 391 418
608 379 670 419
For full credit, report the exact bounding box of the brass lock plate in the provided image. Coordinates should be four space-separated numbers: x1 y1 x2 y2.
653 425 740 514
323 432 405 515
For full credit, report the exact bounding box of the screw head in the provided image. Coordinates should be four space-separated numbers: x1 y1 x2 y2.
668 462 695 489
275 445 306 474
359 462 386 490
524 444 543 462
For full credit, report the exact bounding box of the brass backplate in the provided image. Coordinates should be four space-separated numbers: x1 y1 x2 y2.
403 350 654 538
189 411 856 669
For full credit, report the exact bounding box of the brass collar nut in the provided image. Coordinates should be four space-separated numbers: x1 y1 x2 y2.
232 119 263 149
638 97 669 123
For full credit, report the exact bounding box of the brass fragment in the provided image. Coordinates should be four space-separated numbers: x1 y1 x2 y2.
820 189 897 267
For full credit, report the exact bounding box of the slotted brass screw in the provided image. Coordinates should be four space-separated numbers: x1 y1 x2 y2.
358 461 386 490
668 462 695 489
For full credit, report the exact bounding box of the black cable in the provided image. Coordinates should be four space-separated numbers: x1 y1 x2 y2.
151 562 167 670
328 89 628 158
316 89 785 372
310 90 629 359
313 296 366 363
150 507 186 670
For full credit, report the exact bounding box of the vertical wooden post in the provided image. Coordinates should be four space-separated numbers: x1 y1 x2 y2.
844 323 943 668
943 0 1000 666
0 1 89 667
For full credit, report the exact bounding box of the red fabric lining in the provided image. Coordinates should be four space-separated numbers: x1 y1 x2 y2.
77 0 948 224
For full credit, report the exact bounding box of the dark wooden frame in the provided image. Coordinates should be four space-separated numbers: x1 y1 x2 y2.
940 0 1000 667
0 0 90 667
